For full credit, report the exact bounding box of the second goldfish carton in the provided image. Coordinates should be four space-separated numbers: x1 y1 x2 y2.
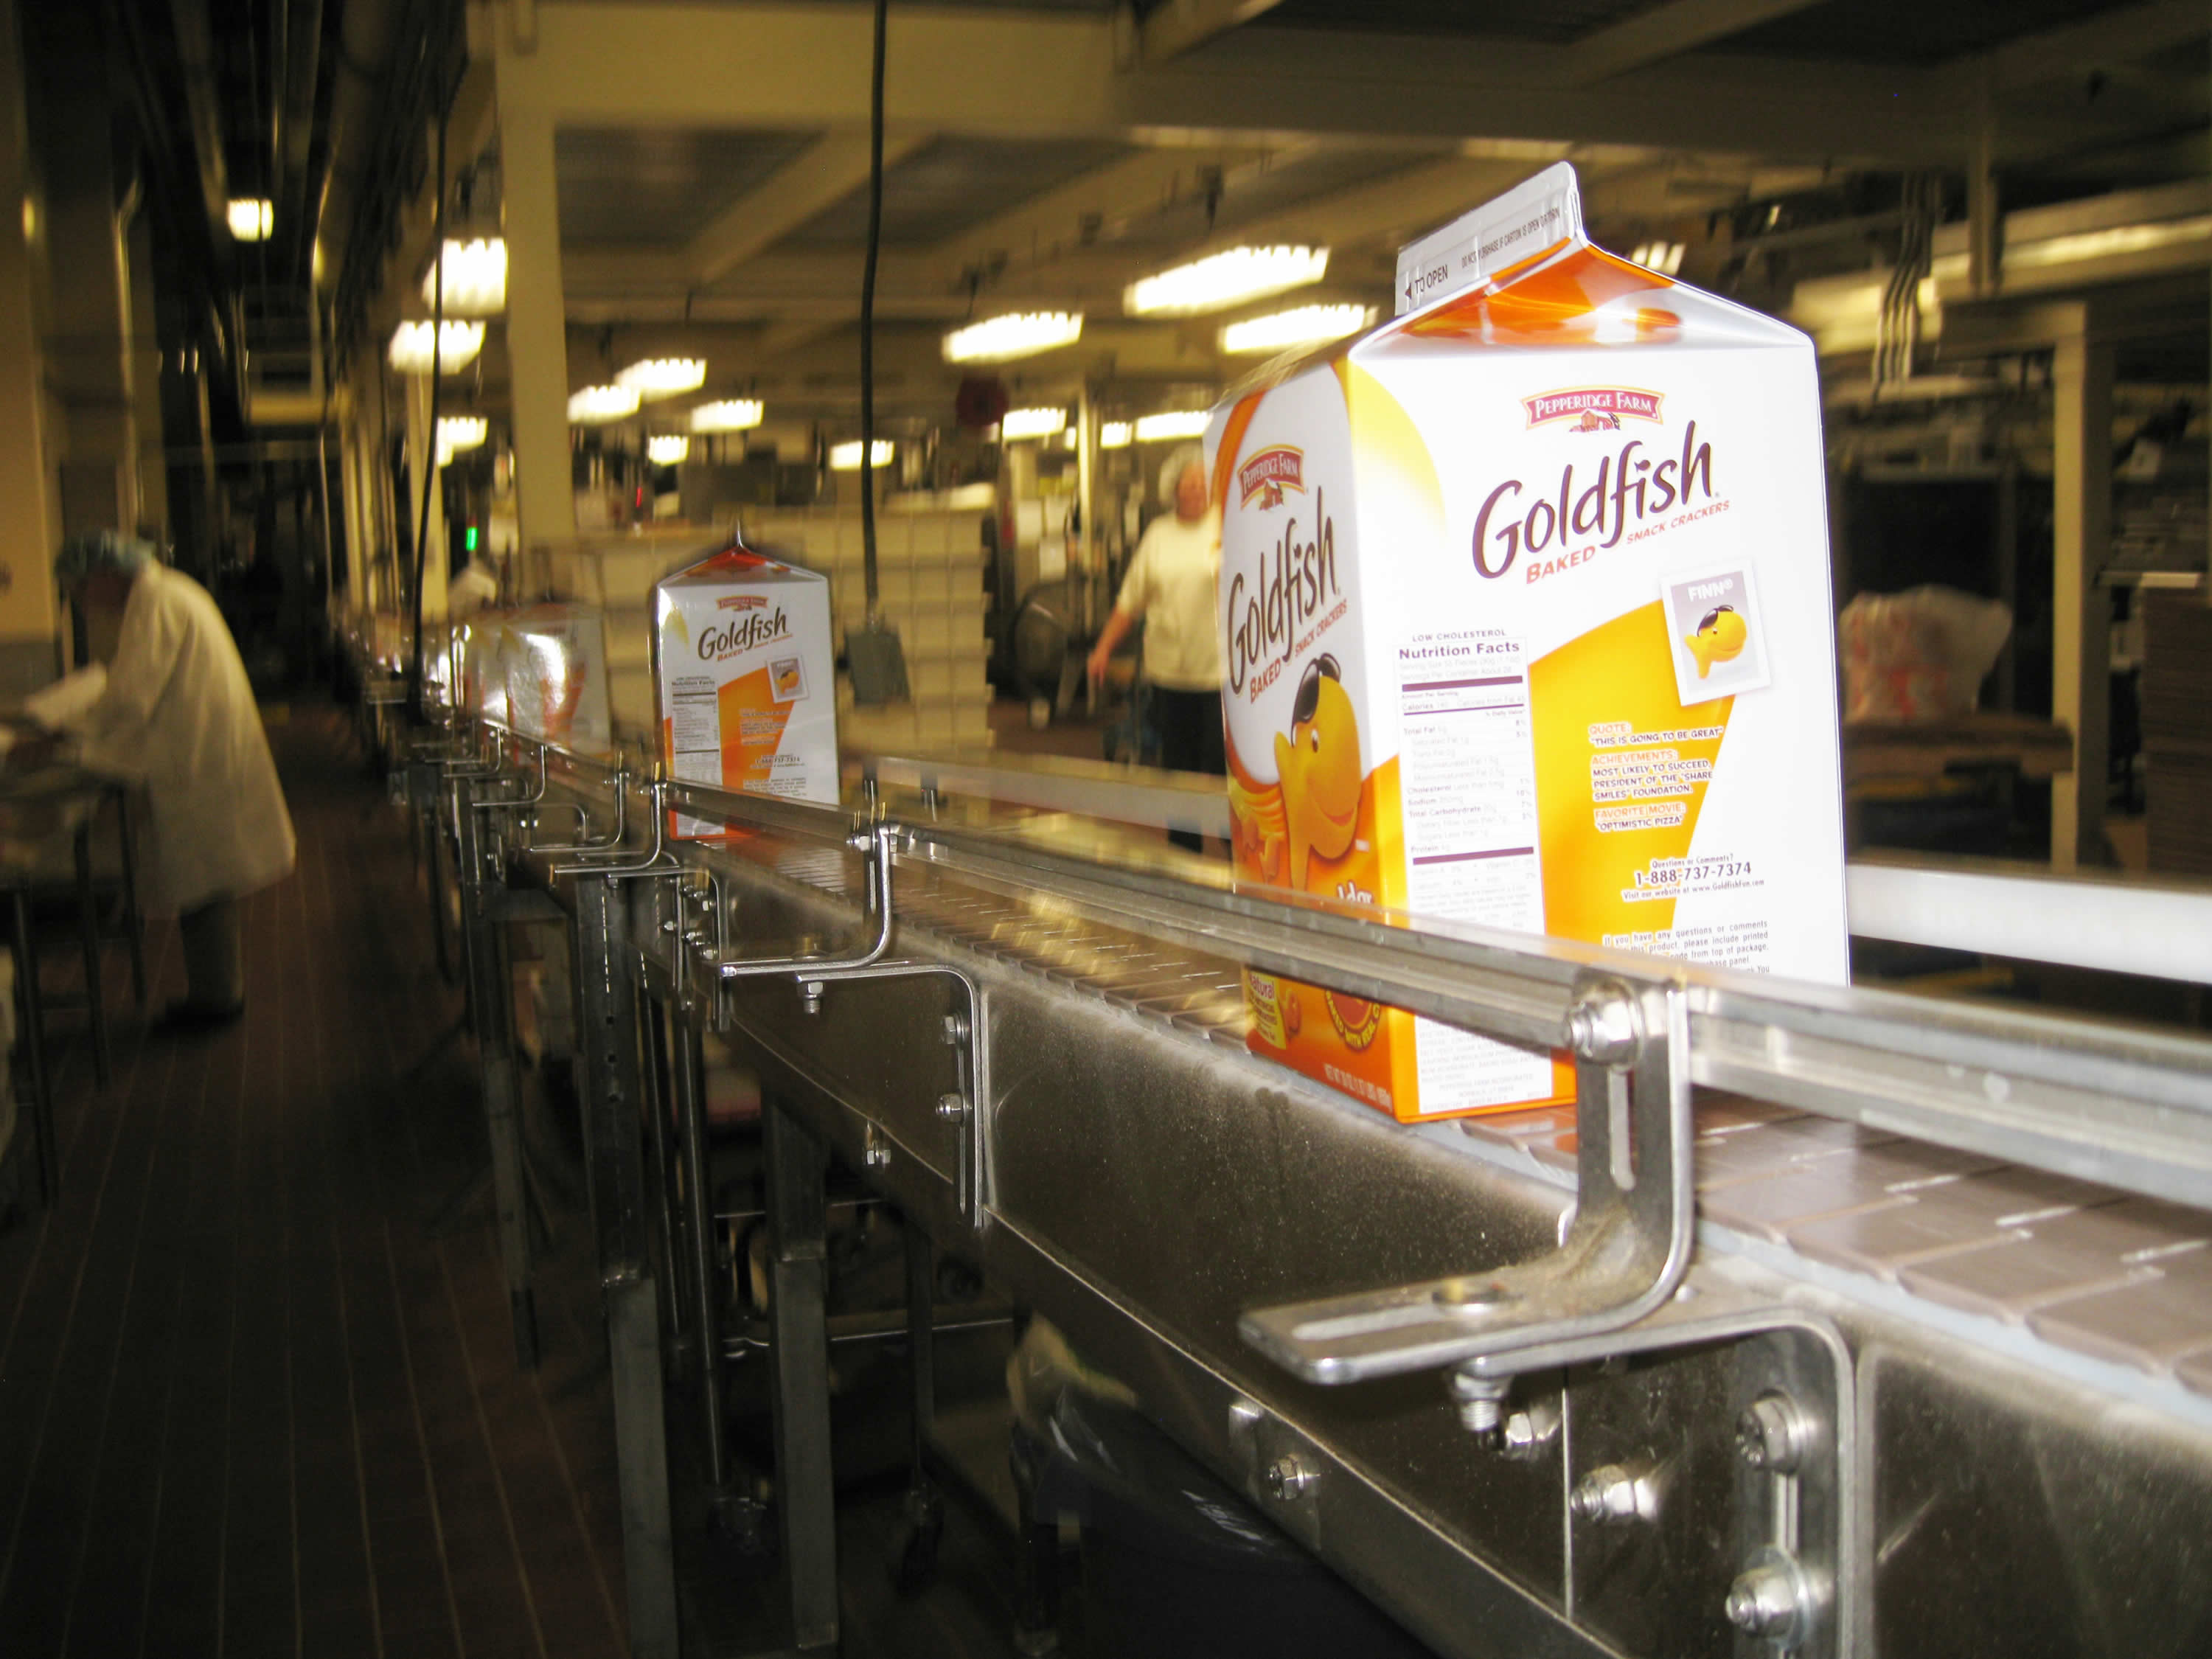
653 539 838 837
1212 164 1848 1121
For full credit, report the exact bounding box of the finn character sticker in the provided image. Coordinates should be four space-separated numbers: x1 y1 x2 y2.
1275 654 1362 890
1661 566 1770 706
1683 604 1747 678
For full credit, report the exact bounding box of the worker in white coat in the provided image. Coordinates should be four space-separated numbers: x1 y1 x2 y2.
15 533 296 1031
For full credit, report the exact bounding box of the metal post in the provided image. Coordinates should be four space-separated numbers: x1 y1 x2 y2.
639 993 686 1347
570 876 678 1658
896 1217 945 1594
764 1097 839 1652
111 787 144 1009
2051 323 2114 868
669 1014 727 1485
72 816 107 1087
12 888 54 1203
453 772 538 1367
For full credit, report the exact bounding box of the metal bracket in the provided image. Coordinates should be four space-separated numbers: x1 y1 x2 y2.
721 956 991 1231
684 822 897 1017
472 740 549 812
1238 973 1694 1385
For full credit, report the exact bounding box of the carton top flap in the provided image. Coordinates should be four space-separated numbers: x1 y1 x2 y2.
660 542 823 586
1394 161 1582 316
1358 241 1809 358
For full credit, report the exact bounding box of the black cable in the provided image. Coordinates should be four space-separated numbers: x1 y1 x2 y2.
859 0 886 616
409 102 448 715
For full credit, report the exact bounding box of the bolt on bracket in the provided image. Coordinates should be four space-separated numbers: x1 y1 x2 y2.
1238 973 1695 1386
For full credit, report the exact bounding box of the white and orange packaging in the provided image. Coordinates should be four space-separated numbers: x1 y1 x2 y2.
459 603 613 757
653 539 838 836
1211 164 1848 1122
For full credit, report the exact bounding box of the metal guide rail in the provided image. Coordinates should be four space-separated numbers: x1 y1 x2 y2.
394 702 2212 1659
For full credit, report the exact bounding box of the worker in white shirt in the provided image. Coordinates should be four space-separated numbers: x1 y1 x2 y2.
11 532 296 1032
1086 448 1223 851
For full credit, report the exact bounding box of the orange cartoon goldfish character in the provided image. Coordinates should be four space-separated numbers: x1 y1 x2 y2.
1683 604 1747 679
1275 654 1362 890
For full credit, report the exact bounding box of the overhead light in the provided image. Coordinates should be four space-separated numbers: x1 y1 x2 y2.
1126 246 1327 317
647 434 690 466
1099 420 1133 450
942 311 1083 364
615 357 706 400
998 406 1067 441
830 439 895 471
1134 411 1210 442
568 383 641 423
690 398 765 433
422 237 507 315
1220 302 1374 355
227 198 274 241
1630 241 1686 275
437 416 487 451
388 319 485 374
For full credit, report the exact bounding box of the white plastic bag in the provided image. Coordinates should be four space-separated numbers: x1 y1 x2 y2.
1838 586 2012 723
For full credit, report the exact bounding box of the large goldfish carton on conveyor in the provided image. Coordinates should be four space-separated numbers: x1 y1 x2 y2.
1211 163 1848 1122
653 538 838 838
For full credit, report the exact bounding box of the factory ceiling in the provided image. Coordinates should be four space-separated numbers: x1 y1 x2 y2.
91 0 2212 431
496 0 2208 426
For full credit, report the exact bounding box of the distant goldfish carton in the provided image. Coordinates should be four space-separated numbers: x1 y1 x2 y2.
653 539 838 838
1211 162 1847 1122
460 603 613 757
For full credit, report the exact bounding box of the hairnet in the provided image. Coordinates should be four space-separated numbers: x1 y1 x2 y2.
1157 443 1205 507
54 530 153 586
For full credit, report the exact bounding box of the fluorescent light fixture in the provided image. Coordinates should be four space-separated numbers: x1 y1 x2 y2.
689 398 765 434
437 416 487 452
422 237 507 315
647 434 690 466
1126 246 1327 317
227 198 274 241
1099 420 1133 450
830 439 895 471
1133 410 1210 442
1220 302 1374 355
388 319 485 374
942 311 1083 364
614 357 706 400
998 406 1067 441
568 383 641 423
1630 241 1686 275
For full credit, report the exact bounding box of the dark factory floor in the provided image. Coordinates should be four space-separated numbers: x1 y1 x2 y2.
0 706 632 1659
0 703 1069 1659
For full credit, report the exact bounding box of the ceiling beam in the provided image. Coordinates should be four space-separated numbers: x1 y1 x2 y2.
1140 0 1287 66
688 126 933 288
922 142 1275 289
1981 0 2209 93
1557 0 1826 86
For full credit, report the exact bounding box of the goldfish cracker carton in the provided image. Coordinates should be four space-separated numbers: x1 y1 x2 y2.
1212 163 1848 1121
459 604 612 756
653 538 838 838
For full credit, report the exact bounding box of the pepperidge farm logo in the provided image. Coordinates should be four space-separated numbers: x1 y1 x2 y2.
717 594 769 611
1237 446 1305 509
1523 387 1665 433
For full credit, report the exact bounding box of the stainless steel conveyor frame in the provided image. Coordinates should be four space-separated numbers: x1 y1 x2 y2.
383 695 2212 1659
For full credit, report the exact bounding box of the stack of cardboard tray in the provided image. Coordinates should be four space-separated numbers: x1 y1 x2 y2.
2143 594 2212 874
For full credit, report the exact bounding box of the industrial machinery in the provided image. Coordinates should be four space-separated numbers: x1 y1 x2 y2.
370 630 2212 1659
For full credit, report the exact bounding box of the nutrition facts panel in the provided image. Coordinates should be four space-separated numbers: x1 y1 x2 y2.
666 674 724 835
1397 633 1554 1106
667 675 721 766
1397 640 1545 927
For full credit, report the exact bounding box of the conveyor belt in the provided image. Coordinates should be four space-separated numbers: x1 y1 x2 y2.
747 820 2212 1402
401 706 2212 1659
